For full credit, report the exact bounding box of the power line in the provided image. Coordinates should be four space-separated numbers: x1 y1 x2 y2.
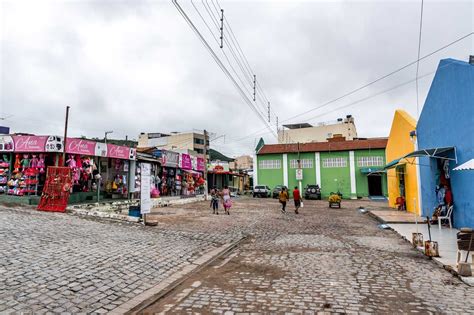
225 60 456 146
415 0 424 118
233 32 474 139
172 0 276 138
203 0 276 122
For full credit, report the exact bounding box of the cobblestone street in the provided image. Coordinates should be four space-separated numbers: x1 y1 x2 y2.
144 197 474 314
2 198 474 314
0 205 230 314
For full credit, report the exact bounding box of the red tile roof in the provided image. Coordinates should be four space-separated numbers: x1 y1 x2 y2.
258 138 388 155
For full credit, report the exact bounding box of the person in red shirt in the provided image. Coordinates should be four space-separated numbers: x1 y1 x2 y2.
293 186 301 214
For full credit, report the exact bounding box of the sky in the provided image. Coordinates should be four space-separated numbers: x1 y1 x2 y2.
0 0 472 157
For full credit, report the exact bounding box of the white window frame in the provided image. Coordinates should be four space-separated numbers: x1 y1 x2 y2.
322 157 347 168
357 156 384 167
258 159 282 169
290 159 313 169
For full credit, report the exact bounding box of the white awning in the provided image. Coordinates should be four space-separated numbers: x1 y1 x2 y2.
453 159 474 171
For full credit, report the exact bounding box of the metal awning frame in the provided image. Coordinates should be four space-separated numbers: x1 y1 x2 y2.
384 146 457 170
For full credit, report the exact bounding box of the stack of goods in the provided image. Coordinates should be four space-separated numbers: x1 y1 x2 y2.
0 155 10 194
7 154 45 196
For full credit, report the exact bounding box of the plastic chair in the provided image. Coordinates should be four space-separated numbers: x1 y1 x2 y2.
438 205 453 229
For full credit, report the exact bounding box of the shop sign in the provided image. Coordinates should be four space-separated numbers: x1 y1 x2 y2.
95 142 108 157
0 135 14 152
191 155 197 170
140 163 151 214
296 168 303 180
208 161 229 173
45 136 63 152
197 157 205 172
66 138 97 156
14 135 48 152
107 143 131 160
181 153 192 170
161 150 179 168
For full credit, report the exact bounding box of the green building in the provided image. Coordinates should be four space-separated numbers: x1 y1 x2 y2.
254 138 388 199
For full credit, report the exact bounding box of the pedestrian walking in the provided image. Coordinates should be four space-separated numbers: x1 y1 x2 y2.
293 186 301 214
221 185 232 215
210 186 219 214
279 187 289 213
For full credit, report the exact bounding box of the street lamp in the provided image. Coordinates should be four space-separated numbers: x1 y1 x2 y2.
105 131 114 145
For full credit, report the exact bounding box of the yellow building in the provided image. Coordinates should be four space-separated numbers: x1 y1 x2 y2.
385 110 420 214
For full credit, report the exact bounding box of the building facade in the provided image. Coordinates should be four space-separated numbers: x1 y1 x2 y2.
255 138 388 198
416 58 474 228
138 132 209 157
278 115 357 144
233 155 253 170
385 110 420 214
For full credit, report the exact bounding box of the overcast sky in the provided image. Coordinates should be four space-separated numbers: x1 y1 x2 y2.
1 0 472 157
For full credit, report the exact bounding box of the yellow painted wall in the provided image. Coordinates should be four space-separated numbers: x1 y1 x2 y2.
386 110 420 214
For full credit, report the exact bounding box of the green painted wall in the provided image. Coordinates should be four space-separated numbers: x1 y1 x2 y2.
287 152 316 197
257 154 283 189
257 149 388 199
354 149 388 197
319 151 351 198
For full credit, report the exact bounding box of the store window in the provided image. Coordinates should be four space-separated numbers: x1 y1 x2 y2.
259 160 281 169
357 156 384 167
289 159 313 169
322 157 347 168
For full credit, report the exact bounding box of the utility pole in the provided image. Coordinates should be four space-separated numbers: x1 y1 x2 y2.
267 101 270 122
219 9 224 49
62 106 70 166
253 75 256 101
203 129 208 198
297 142 302 193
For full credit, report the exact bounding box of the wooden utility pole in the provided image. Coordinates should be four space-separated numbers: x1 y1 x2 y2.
62 106 70 165
203 129 209 198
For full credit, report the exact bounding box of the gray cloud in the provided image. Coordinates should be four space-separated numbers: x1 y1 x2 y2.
1 0 472 157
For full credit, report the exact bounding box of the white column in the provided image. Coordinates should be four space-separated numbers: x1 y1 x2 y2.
283 154 288 187
315 152 321 186
253 153 258 187
349 150 357 199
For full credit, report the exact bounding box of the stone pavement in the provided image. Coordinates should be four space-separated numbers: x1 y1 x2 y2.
0 205 234 314
143 198 474 314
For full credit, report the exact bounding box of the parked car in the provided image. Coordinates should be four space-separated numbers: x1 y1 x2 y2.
253 185 271 198
304 184 322 200
272 185 288 198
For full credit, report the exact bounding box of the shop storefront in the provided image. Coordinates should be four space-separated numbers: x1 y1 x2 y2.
0 135 136 204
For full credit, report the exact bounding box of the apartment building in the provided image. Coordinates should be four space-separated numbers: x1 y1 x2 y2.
278 115 357 144
138 131 209 157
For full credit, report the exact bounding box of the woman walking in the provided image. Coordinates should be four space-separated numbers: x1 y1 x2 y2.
221 185 232 215
279 187 289 213
210 186 219 215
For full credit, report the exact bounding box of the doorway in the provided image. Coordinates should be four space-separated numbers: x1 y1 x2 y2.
368 175 383 196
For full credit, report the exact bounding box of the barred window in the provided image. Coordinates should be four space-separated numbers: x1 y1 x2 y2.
259 159 281 169
357 156 384 167
290 159 313 169
322 157 347 168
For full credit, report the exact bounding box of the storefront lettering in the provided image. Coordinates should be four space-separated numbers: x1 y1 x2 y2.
14 136 47 152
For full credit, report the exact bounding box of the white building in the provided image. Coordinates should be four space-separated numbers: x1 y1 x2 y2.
278 115 357 144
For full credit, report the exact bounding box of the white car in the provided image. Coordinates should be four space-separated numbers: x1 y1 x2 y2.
253 185 271 198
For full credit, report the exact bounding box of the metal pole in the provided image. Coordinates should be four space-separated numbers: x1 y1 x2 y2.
203 129 208 198
97 159 101 203
62 106 70 166
297 142 302 192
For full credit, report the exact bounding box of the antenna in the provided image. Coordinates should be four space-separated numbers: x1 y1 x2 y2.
267 102 270 122
253 75 256 102
219 9 224 49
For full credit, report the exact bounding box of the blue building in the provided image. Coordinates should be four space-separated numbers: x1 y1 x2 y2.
416 58 474 228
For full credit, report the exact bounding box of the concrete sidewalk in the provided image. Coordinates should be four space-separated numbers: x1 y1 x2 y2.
388 223 474 286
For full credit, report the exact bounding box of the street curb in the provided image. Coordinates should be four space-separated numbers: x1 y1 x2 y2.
108 234 247 315
366 210 474 287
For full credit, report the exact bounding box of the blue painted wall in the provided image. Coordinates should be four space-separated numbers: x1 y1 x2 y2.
417 58 474 228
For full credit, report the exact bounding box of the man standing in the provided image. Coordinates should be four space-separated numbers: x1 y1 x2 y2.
293 186 301 214
279 187 289 213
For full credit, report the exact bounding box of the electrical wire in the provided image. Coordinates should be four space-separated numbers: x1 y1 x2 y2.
415 0 424 118
172 0 276 138
233 32 474 140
